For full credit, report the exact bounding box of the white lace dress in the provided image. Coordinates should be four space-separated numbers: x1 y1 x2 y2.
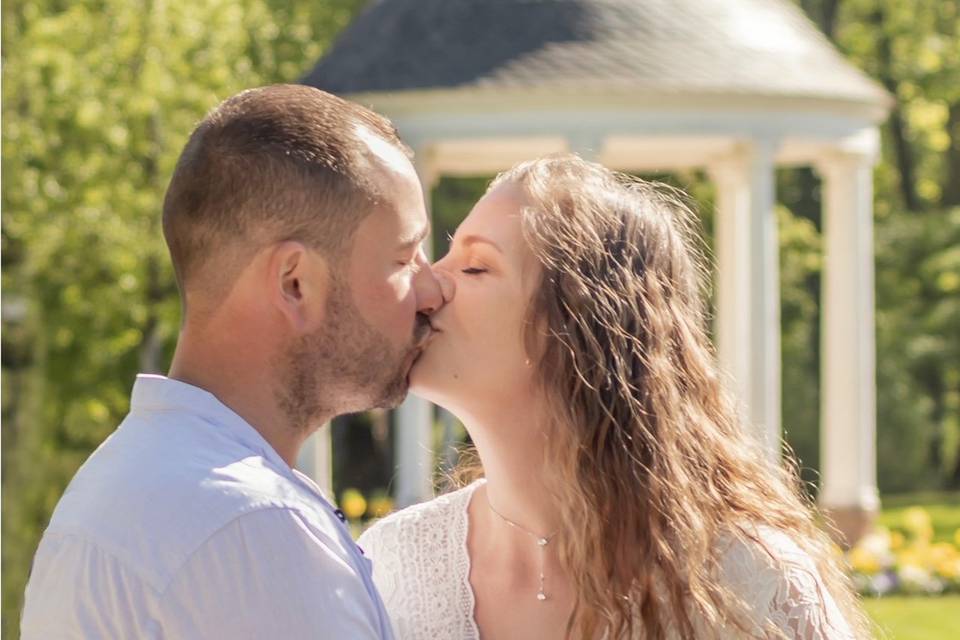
358 480 854 639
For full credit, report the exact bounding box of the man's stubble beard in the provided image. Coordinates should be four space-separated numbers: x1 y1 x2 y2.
275 276 419 434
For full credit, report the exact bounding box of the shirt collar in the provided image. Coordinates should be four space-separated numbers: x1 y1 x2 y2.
130 374 290 473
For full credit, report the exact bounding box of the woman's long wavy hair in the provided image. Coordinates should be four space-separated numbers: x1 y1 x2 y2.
458 154 869 639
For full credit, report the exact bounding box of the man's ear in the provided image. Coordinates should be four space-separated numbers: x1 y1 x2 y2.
268 241 330 332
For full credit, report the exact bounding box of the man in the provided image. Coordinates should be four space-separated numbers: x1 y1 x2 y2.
21 84 451 638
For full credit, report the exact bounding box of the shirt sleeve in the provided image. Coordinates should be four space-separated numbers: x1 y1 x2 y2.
156 507 385 639
21 532 159 639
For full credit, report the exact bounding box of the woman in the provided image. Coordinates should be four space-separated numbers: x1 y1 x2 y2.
359 155 868 639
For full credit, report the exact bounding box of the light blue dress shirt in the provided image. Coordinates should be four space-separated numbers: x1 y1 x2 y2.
21 374 395 639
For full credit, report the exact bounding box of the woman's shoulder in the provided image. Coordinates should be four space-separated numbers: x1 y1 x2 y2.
356 481 482 640
358 480 482 552
717 524 816 576
714 524 854 638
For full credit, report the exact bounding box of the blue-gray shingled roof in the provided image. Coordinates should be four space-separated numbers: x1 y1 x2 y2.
302 0 888 106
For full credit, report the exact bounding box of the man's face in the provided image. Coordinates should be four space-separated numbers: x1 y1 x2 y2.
281 132 443 423
338 141 442 408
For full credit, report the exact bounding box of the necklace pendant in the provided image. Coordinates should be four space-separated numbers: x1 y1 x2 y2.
537 591 547 602
537 537 548 546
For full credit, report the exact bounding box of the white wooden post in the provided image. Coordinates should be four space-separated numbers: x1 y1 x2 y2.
567 132 604 163
296 426 333 498
394 146 439 508
709 139 782 458
816 130 881 543
748 139 782 458
708 148 753 418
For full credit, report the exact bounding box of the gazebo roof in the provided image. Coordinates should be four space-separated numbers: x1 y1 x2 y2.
304 0 888 108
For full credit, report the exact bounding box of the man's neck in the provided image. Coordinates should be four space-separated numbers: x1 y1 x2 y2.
168 328 322 468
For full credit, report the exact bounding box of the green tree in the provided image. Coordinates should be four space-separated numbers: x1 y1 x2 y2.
798 0 960 490
4 2 958 636
1 1 364 635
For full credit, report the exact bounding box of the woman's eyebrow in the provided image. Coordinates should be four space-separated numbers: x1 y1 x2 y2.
458 234 503 254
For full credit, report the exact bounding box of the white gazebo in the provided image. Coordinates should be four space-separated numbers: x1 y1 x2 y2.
302 0 891 543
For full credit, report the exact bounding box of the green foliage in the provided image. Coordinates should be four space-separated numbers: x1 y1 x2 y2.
2 0 958 636
833 0 960 489
874 206 960 492
1 1 364 636
777 200 824 484
785 0 960 493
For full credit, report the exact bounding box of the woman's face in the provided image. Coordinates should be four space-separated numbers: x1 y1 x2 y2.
410 181 541 416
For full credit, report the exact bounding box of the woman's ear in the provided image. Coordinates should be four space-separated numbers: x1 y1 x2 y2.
269 241 330 333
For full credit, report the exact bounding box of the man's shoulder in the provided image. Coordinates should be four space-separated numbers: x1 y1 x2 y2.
26 506 384 639
44 412 332 590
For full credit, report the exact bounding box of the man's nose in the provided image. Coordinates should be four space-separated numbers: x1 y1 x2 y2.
415 261 455 315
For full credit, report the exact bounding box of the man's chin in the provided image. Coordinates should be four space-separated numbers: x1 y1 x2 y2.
370 351 419 410
371 346 438 409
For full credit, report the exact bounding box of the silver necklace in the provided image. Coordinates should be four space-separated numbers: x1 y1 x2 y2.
486 494 560 602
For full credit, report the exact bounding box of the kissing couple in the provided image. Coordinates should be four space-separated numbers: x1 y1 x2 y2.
23 85 867 639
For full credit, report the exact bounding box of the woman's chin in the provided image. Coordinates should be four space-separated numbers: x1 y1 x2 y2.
408 350 440 399
409 350 460 405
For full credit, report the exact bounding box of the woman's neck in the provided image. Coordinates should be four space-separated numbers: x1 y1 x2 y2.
462 400 561 537
461 399 575 623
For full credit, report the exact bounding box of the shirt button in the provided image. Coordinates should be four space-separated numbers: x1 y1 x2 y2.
334 509 347 523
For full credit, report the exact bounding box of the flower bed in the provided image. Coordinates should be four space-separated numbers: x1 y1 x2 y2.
848 507 960 596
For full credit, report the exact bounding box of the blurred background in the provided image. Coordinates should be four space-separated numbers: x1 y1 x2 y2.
3 1 959 637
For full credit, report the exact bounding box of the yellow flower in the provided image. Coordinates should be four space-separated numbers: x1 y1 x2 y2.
930 542 958 565
849 546 881 575
897 547 925 570
936 557 960 580
368 494 394 518
903 507 933 541
890 531 905 551
340 488 368 521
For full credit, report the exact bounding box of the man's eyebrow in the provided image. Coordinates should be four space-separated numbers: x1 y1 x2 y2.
397 224 431 249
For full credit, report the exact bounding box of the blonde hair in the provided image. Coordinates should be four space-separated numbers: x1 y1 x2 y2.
457 154 869 639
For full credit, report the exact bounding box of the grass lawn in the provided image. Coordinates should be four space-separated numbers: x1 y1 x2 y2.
863 595 960 639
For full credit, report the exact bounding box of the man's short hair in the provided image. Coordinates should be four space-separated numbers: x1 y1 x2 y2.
162 84 411 302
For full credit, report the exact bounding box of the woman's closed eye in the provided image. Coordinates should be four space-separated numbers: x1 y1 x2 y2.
461 267 487 275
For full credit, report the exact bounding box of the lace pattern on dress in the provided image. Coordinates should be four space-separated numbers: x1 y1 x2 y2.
715 526 856 639
359 484 853 639
358 481 482 640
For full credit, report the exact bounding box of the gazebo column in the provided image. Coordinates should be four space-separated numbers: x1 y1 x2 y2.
816 133 880 545
394 146 439 508
708 150 753 424
394 397 434 507
296 424 333 498
709 140 782 457
568 132 604 162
